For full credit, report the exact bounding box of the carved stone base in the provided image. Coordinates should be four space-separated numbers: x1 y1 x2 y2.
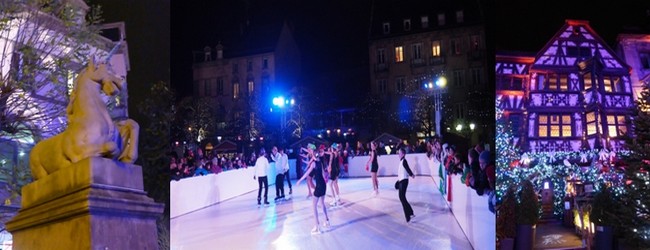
6 157 164 250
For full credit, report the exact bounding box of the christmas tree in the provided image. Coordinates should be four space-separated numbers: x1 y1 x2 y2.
620 83 650 248
495 99 521 200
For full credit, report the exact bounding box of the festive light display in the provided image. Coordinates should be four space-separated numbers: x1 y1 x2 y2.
496 99 628 217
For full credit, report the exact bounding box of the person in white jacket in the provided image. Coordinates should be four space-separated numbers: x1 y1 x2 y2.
254 148 270 206
396 148 416 223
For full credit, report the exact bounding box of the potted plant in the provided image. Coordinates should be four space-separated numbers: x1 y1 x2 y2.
497 186 517 250
590 183 617 250
515 179 539 250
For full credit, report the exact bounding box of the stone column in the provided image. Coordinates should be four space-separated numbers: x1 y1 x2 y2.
6 157 164 250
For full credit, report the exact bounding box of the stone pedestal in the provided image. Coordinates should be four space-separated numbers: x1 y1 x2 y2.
6 157 164 250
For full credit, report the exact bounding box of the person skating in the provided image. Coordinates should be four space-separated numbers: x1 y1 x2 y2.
396 148 416 223
297 143 330 234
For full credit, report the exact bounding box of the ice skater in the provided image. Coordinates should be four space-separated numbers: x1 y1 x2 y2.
396 148 416 223
365 141 380 197
297 143 330 234
300 147 315 199
253 148 270 206
271 146 288 201
325 143 342 206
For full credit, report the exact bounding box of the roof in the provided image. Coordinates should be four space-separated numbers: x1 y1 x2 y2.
212 140 237 153
373 133 402 145
193 1 293 61
289 136 329 149
368 0 485 39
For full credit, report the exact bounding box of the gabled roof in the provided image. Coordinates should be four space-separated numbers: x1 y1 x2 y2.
531 20 630 71
289 136 328 149
373 132 402 145
213 140 237 153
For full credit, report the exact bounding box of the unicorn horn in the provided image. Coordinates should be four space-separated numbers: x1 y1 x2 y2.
104 41 123 64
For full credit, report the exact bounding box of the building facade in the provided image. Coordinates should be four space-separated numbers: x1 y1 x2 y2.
617 33 650 100
367 0 490 144
192 21 300 142
497 20 634 152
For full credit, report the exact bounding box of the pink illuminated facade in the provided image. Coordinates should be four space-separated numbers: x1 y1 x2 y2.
497 20 634 152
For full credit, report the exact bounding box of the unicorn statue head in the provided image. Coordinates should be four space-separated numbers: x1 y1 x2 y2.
29 51 139 181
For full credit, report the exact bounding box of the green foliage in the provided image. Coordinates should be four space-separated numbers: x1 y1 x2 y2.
589 184 618 226
497 186 517 239
137 81 174 250
619 83 650 248
516 180 540 225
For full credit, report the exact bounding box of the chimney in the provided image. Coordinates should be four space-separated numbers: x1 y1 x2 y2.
216 42 224 60
203 46 212 62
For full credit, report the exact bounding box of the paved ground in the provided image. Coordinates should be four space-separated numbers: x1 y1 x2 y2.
534 221 584 250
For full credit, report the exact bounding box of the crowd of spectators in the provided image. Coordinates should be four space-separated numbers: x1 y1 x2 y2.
426 138 496 213
170 148 252 181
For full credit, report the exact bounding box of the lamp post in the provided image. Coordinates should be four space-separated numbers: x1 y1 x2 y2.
425 76 447 139
272 96 295 145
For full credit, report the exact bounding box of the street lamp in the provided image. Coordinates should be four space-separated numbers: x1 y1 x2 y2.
470 123 475 131
425 76 447 139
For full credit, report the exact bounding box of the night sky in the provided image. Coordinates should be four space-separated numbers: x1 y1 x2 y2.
495 0 650 53
170 0 373 108
90 0 171 122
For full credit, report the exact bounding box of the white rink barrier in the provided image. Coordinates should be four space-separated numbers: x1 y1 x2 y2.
171 160 297 218
171 153 495 250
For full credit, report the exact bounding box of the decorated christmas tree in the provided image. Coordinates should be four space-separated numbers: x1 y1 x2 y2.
495 99 521 200
620 84 650 248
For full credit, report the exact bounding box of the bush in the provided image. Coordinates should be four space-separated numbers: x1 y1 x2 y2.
590 184 618 226
516 180 540 225
497 186 517 239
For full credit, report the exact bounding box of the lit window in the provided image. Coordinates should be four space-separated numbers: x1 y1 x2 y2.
548 74 557 90
456 10 464 23
603 77 612 92
421 16 429 28
438 13 445 26
586 112 597 135
395 46 404 62
248 80 254 93
233 82 240 99
538 114 572 137
432 40 441 57
383 22 390 34
559 74 568 90
607 115 627 137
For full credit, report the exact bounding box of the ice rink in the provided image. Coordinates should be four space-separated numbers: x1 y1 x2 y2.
171 176 476 250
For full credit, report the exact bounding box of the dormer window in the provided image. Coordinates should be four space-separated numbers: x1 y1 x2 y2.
383 22 390 34
438 13 445 26
421 16 429 28
403 19 411 31
456 10 464 23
